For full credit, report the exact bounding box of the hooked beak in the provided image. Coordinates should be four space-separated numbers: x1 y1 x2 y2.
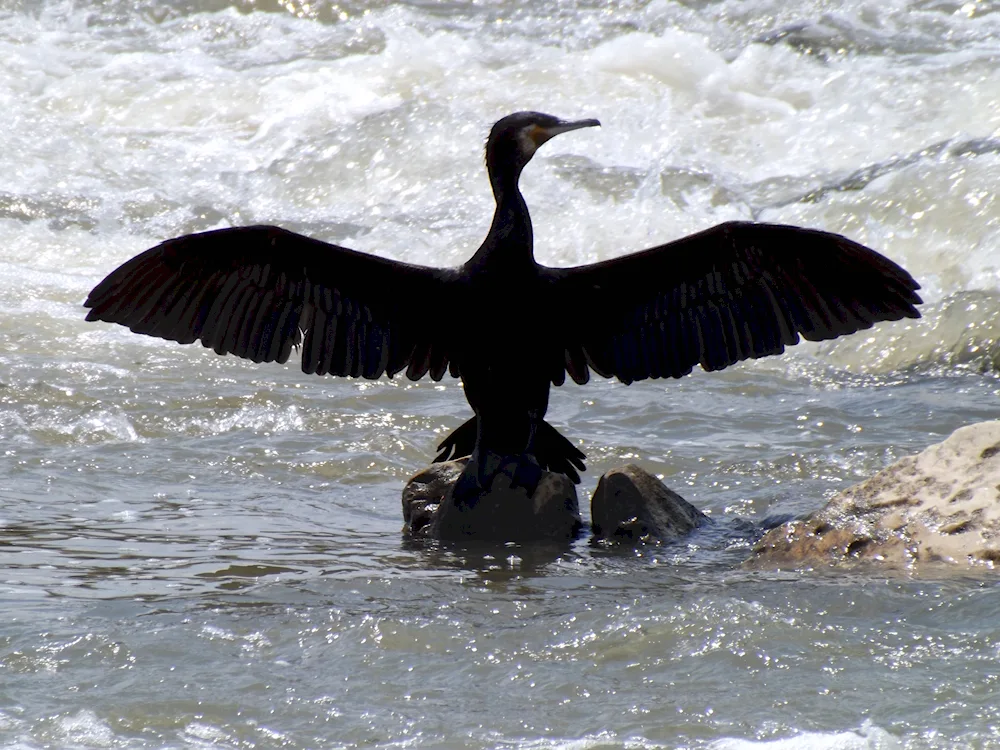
529 117 601 147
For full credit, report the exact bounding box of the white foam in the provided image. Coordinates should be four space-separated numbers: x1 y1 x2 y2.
188 403 306 436
711 721 901 750
50 710 116 748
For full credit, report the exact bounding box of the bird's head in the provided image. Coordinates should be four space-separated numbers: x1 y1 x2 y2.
485 111 600 189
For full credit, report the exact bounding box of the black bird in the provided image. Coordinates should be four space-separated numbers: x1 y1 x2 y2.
85 111 922 501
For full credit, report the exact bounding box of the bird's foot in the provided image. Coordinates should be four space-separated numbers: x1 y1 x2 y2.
451 467 486 510
499 453 544 497
450 451 544 509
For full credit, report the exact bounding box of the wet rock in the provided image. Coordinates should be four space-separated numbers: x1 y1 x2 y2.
402 460 467 538
749 421 1000 570
402 458 582 542
591 464 709 543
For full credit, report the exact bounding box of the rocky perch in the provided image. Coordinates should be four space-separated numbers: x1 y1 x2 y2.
403 460 710 543
403 421 1000 567
749 421 1000 571
402 458 583 542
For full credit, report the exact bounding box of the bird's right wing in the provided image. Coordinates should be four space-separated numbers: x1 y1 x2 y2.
84 225 460 380
543 221 922 385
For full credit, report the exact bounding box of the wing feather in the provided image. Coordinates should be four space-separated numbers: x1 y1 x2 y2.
85 225 457 381
545 221 921 385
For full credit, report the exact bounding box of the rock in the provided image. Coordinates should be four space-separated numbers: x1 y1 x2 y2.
748 421 1000 570
402 459 467 538
402 458 583 542
591 464 709 543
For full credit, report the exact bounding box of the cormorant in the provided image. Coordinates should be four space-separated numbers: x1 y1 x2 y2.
85 111 922 501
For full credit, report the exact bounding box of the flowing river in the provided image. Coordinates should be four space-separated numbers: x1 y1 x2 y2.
2 0 1000 747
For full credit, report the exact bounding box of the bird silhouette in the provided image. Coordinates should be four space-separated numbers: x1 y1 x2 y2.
85 111 922 504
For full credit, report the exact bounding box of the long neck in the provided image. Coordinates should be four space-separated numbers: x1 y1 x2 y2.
469 163 534 268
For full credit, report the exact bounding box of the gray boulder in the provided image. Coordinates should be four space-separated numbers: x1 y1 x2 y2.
591 464 709 543
749 421 1000 570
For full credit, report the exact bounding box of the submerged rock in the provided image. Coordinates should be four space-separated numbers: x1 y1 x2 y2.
749 421 1000 570
591 464 710 543
402 459 582 542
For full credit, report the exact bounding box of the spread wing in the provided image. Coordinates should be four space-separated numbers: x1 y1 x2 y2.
544 221 922 385
84 225 459 380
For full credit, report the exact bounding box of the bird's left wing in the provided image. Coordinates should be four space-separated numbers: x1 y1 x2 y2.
542 221 922 386
84 225 459 380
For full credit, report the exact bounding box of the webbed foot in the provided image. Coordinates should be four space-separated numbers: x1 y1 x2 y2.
500 453 544 496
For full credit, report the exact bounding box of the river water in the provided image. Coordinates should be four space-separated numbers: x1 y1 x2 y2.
2 0 1000 747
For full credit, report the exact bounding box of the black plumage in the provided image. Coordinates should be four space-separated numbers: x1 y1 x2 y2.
85 111 922 494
